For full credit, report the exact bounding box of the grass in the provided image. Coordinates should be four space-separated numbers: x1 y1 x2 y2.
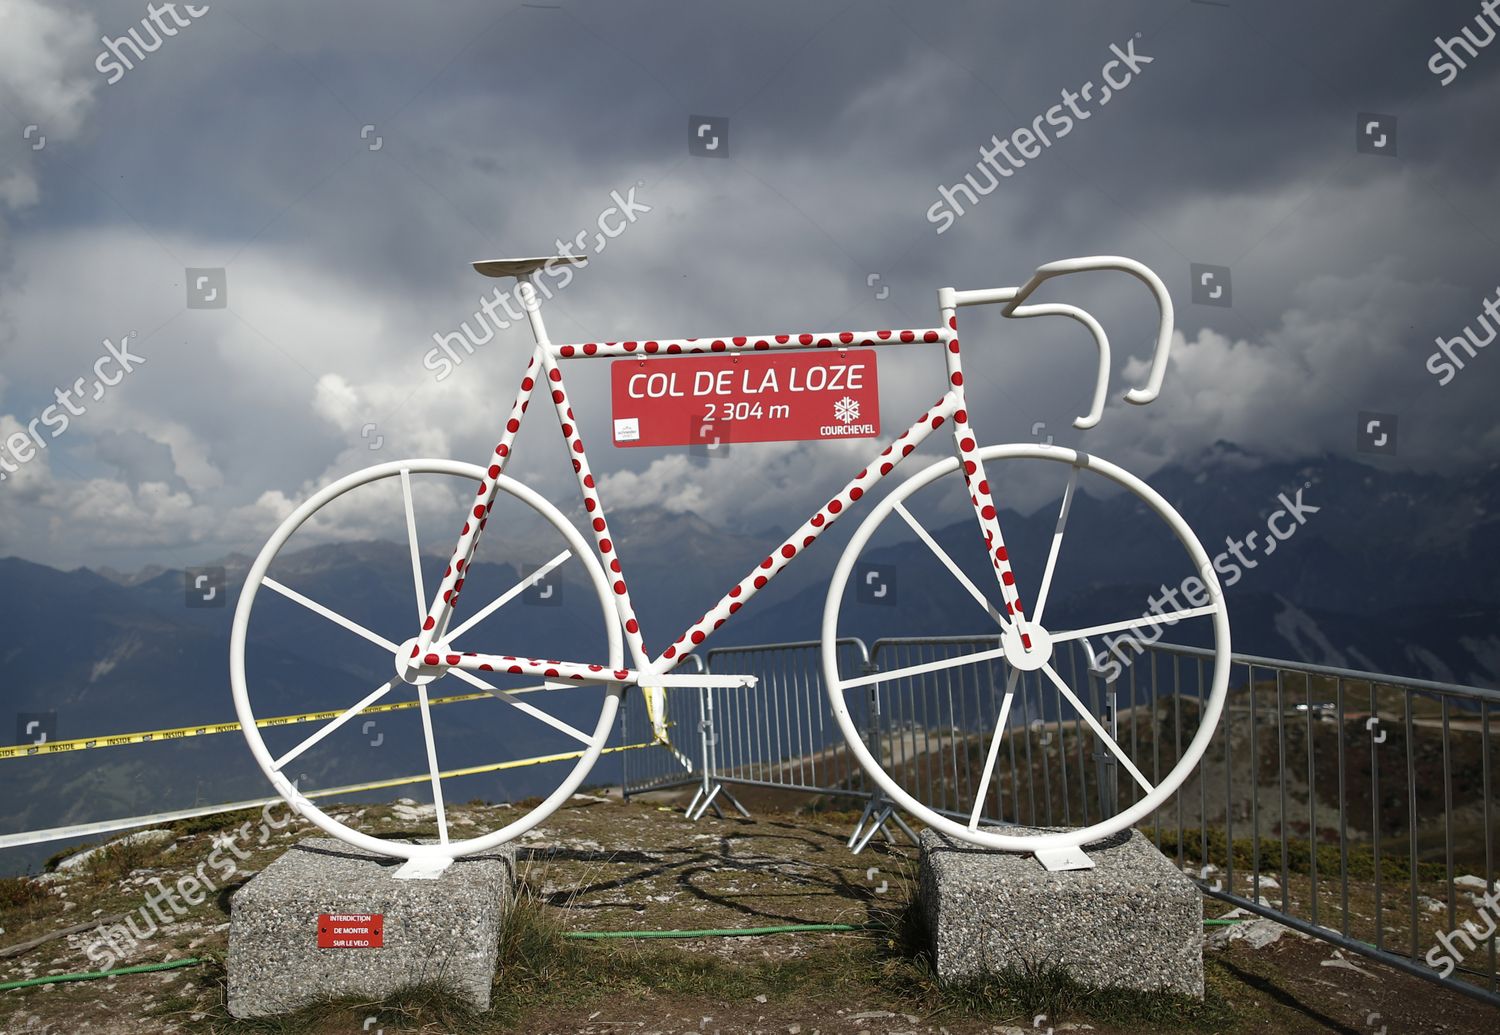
0 875 54 931
1146 825 1448 883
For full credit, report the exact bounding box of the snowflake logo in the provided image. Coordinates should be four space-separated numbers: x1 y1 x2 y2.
834 396 860 424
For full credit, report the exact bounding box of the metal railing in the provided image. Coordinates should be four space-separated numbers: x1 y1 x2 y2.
618 636 1500 1007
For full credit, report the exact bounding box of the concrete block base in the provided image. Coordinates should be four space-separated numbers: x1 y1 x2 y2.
228 839 516 1018
919 828 1203 996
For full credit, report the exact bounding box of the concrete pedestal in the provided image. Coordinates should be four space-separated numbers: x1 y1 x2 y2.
228 839 516 1018
919 828 1203 996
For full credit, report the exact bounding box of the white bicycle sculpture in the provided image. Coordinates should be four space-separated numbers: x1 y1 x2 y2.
231 254 1230 875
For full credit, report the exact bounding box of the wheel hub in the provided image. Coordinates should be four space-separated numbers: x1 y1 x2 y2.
395 637 444 685
1000 622 1053 672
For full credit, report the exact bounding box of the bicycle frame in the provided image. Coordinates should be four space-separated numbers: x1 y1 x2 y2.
409 276 1034 688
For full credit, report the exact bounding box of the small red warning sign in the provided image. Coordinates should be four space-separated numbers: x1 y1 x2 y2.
317 912 384 948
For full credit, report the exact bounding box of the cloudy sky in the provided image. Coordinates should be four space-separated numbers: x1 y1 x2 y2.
0 0 1497 571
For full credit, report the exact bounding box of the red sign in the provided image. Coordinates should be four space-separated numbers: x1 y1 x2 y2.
611 353 880 447
317 912 384 948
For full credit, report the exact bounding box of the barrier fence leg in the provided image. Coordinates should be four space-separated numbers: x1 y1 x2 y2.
845 657 916 853
686 685 749 821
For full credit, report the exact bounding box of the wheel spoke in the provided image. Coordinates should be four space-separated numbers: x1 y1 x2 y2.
1050 603 1219 646
271 677 401 772
445 549 572 643
968 667 1021 829
415 684 450 844
1030 466 1077 627
446 666 595 745
893 503 1008 630
262 577 399 652
401 468 427 626
1040 662 1154 794
841 643 1008 691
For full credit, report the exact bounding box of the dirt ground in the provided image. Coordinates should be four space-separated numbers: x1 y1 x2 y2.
1 794 1496 1034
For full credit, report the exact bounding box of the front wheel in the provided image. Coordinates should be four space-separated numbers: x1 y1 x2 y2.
821 443 1230 852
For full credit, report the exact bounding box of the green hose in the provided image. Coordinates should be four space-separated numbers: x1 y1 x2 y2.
0 956 204 992
565 922 874 940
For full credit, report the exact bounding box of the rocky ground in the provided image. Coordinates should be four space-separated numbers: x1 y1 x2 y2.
0 794 1496 1034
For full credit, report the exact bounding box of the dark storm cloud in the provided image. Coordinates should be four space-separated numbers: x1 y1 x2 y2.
0 0 1496 566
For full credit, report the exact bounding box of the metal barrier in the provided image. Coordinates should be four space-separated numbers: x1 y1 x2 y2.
619 636 1500 1007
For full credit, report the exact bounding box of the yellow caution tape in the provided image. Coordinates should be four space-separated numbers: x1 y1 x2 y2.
0 690 495 761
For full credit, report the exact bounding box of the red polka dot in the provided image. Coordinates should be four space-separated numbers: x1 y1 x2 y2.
549 369 561 382
472 505 485 519
729 601 741 614
900 330 915 342
573 441 584 453
924 330 939 342
691 631 705 644
645 341 659 353
522 377 535 390
849 487 863 501
811 513 825 527
776 335 790 344
880 463 893 475
754 576 767 588
560 345 575 357
594 518 606 531
610 559 621 572
584 344 598 355
951 372 963 385
730 585 742 597
488 464 501 478
1002 571 1015 585
839 331 854 344
961 438 975 451
507 418 520 433
949 341 960 353
600 538 613 552
829 499 843 513
761 557 774 569
424 653 439 665
712 340 726 352
877 330 891 339
561 423 573 436
585 498 597 512
626 619 639 633
553 390 565 403
584 474 595 488
803 535 815 547
799 333 813 345
423 616 435 631
496 444 509 456
754 339 769 350
949 316 957 329
996 546 1009 561
733 336 747 346
932 416 944 429
623 341 637 351
664 646 677 659
781 544 796 558
613 581 626 594
978 480 990 494
982 505 996 519
963 460 975 473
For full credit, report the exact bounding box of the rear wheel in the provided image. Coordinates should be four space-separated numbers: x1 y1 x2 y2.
230 459 623 862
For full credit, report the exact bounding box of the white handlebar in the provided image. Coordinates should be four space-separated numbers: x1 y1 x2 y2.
1003 255 1175 406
